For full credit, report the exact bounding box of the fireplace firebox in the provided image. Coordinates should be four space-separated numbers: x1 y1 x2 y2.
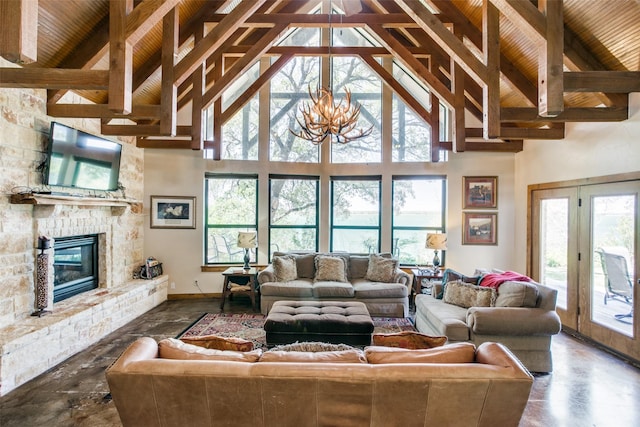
53 235 99 302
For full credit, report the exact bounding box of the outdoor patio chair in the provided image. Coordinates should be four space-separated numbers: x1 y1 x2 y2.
596 247 634 321
213 234 243 262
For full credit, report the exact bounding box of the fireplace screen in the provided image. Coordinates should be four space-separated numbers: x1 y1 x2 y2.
53 235 98 302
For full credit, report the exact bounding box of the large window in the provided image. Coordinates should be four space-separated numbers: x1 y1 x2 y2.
392 176 446 265
205 175 258 264
269 175 319 257
331 177 381 253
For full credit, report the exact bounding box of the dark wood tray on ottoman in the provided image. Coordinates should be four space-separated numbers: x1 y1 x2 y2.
264 301 374 347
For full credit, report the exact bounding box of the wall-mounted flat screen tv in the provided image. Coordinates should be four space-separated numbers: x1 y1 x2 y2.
45 122 122 191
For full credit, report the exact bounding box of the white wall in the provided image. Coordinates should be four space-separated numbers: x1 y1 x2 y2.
144 148 517 295
513 93 640 272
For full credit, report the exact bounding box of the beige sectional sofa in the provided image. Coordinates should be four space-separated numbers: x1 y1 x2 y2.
414 271 562 373
107 337 534 427
257 252 411 317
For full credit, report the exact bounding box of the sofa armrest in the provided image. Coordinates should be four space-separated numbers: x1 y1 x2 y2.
466 307 561 336
394 269 411 287
258 264 276 284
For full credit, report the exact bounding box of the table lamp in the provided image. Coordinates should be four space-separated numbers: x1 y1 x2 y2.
426 233 447 271
237 231 257 270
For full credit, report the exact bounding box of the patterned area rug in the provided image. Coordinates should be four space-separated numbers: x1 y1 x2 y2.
178 313 416 349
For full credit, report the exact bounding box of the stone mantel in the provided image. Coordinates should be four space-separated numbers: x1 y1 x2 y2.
10 193 140 209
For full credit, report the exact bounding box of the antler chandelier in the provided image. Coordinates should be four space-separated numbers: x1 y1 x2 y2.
290 0 372 145
292 85 372 144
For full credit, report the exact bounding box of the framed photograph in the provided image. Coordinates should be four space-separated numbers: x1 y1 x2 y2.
462 212 497 245
463 176 497 209
150 196 196 229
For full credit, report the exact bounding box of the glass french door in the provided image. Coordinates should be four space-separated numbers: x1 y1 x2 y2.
531 179 639 361
578 182 639 358
531 188 579 329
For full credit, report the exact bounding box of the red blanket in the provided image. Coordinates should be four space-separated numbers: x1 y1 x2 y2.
480 271 532 289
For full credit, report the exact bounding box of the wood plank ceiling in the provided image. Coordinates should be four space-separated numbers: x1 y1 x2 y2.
1 0 639 159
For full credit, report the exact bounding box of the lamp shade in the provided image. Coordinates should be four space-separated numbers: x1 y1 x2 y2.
237 231 257 249
426 233 447 250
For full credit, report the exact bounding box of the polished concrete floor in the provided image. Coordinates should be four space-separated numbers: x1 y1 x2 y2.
0 297 639 426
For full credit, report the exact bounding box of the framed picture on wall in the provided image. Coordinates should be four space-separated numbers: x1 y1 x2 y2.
463 176 497 209
150 196 196 229
462 212 497 245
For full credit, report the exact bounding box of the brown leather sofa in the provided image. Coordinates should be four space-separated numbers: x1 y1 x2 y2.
106 337 533 427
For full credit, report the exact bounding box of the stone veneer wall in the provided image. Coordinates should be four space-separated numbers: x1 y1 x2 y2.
0 58 166 396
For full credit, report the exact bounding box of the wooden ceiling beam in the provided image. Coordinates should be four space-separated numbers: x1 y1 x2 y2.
174 0 267 87
501 107 628 123
0 0 38 64
109 0 134 114
564 72 640 93
221 53 293 124
202 24 288 110
101 124 191 137
465 125 565 140
202 13 420 27
47 0 182 105
440 140 523 153
160 7 179 136
0 69 108 89
359 53 432 125
47 104 161 119
224 45 431 57
395 0 488 87
482 0 500 139
538 0 564 117
428 0 537 106
367 23 454 108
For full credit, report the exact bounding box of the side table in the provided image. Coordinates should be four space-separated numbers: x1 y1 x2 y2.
411 268 444 306
220 267 259 312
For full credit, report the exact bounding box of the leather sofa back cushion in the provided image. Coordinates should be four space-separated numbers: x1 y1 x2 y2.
443 280 496 308
259 349 367 363
272 255 298 282
495 280 540 307
158 338 262 362
365 342 476 364
372 331 447 349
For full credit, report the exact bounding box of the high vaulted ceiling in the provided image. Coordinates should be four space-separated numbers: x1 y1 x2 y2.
1 0 639 159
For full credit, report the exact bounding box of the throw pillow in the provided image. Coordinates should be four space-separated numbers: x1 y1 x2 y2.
365 253 398 283
372 331 447 349
495 280 539 307
272 255 298 282
158 338 262 362
314 255 347 282
436 268 481 299
443 280 496 308
179 334 254 352
259 349 366 363
365 342 476 364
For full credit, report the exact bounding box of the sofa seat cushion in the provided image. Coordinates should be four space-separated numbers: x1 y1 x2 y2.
352 279 408 299
259 279 314 297
312 280 355 298
415 295 469 341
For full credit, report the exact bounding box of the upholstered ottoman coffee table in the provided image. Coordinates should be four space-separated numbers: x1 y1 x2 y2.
264 300 375 347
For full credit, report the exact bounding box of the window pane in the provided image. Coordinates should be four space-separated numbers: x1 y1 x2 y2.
270 56 321 162
270 228 317 254
392 178 446 265
271 178 317 225
270 177 319 255
332 179 380 252
392 94 431 162
540 198 569 310
333 180 380 226
331 57 382 163
205 176 258 264
221 96 259 160
332 229 379 254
